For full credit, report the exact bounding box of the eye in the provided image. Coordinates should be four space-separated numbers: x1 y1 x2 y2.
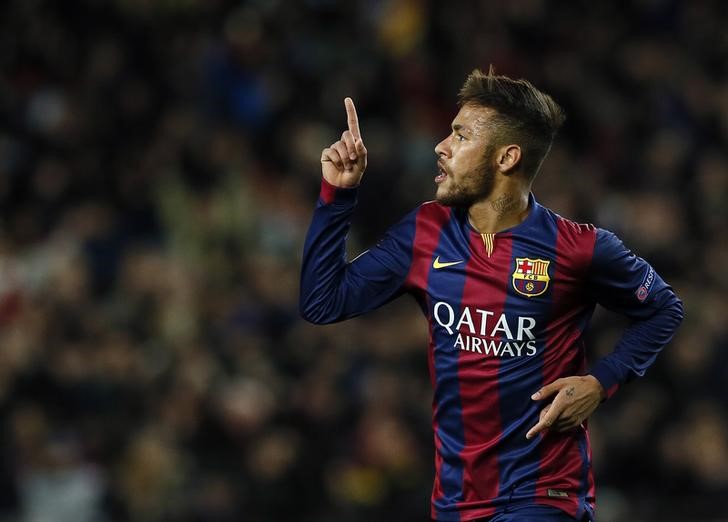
456 134 466 142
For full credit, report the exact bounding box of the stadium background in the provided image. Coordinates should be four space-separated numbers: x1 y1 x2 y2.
0 0 726 520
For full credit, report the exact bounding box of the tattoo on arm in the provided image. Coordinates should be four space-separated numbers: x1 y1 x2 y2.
565 387 575 397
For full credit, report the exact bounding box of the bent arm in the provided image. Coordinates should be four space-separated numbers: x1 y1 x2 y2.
300 179 415 324
587 229 684 399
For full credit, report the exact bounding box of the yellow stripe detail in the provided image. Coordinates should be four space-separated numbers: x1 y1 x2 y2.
481 233 495 258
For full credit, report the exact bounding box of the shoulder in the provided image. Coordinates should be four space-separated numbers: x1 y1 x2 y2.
540 205 597 245
558 217 596 236
591 228 633 264
384 201 451 242
417 200 452 220
547 208 596 237
533 205 599 275
406 200 454 229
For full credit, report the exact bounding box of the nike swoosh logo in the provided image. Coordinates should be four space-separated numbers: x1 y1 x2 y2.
433 256 464 269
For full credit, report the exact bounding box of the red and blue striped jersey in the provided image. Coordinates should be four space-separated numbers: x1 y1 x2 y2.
300 179 683 521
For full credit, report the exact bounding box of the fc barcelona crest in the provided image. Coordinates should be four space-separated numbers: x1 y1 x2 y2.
512 258 551 297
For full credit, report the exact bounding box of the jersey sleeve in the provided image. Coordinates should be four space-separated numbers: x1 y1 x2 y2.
299 179 416 324
587 229 683 398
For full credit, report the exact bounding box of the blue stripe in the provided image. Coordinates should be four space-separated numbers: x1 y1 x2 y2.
496 205 558 501
429 213 471 518
576 430 591 520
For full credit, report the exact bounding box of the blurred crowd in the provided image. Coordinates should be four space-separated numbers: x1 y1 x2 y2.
0 0 726 520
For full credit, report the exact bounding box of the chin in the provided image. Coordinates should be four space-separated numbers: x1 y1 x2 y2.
435 190 472 208
435 187 453 205
435 187 447 203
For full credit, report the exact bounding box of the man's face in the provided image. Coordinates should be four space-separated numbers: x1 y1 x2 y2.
434 104 498 208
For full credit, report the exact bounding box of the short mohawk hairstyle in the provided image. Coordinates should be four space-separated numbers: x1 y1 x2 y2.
458 66 565 179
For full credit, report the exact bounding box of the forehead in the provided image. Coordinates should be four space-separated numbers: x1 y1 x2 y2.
452 104 496 134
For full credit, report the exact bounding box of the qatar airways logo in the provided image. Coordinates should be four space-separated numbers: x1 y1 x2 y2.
433 301 538 357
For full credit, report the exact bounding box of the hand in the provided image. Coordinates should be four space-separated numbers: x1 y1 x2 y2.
321 97 367 188
525 375 606 440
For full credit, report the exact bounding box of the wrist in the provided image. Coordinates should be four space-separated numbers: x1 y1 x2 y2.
320 178 359 205
322 174 361 189
584 374 607 400
588 361 621 400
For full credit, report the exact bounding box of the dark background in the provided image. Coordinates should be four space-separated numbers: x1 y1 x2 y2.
0 0 726 520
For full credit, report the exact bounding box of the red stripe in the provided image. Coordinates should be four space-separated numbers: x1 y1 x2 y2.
404 202 451 508
404 202 450 292
535 218 596 515
605 382 620 399
454 232 513 514
319 178 337 204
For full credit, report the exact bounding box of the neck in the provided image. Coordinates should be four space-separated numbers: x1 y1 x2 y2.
467 190 531 234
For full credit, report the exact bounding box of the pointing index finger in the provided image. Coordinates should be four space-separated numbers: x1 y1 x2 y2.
526 399 565 440
344 97 361 140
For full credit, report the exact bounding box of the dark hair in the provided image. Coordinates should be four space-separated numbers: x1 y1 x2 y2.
458 66 565 179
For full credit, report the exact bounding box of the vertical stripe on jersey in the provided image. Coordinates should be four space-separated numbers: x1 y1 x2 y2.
429 215 471 519
576 424 591 520
535 218 597 516
495 223 559 503
454 232 514 518
403 203 462 519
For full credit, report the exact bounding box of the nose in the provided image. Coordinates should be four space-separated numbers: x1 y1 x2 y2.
435 136 451 158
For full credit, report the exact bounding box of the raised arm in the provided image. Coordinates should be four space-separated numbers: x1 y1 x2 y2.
300 98 415 324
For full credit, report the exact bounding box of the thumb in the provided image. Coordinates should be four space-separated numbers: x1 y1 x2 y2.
355 138 366 155
531 379 564 401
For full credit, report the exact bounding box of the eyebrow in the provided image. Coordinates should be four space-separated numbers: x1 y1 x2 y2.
452 123 468 133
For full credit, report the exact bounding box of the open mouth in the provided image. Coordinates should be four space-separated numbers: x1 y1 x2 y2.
435 163 448 184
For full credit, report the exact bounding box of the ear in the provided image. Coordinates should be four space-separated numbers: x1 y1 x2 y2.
496 145 521 174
